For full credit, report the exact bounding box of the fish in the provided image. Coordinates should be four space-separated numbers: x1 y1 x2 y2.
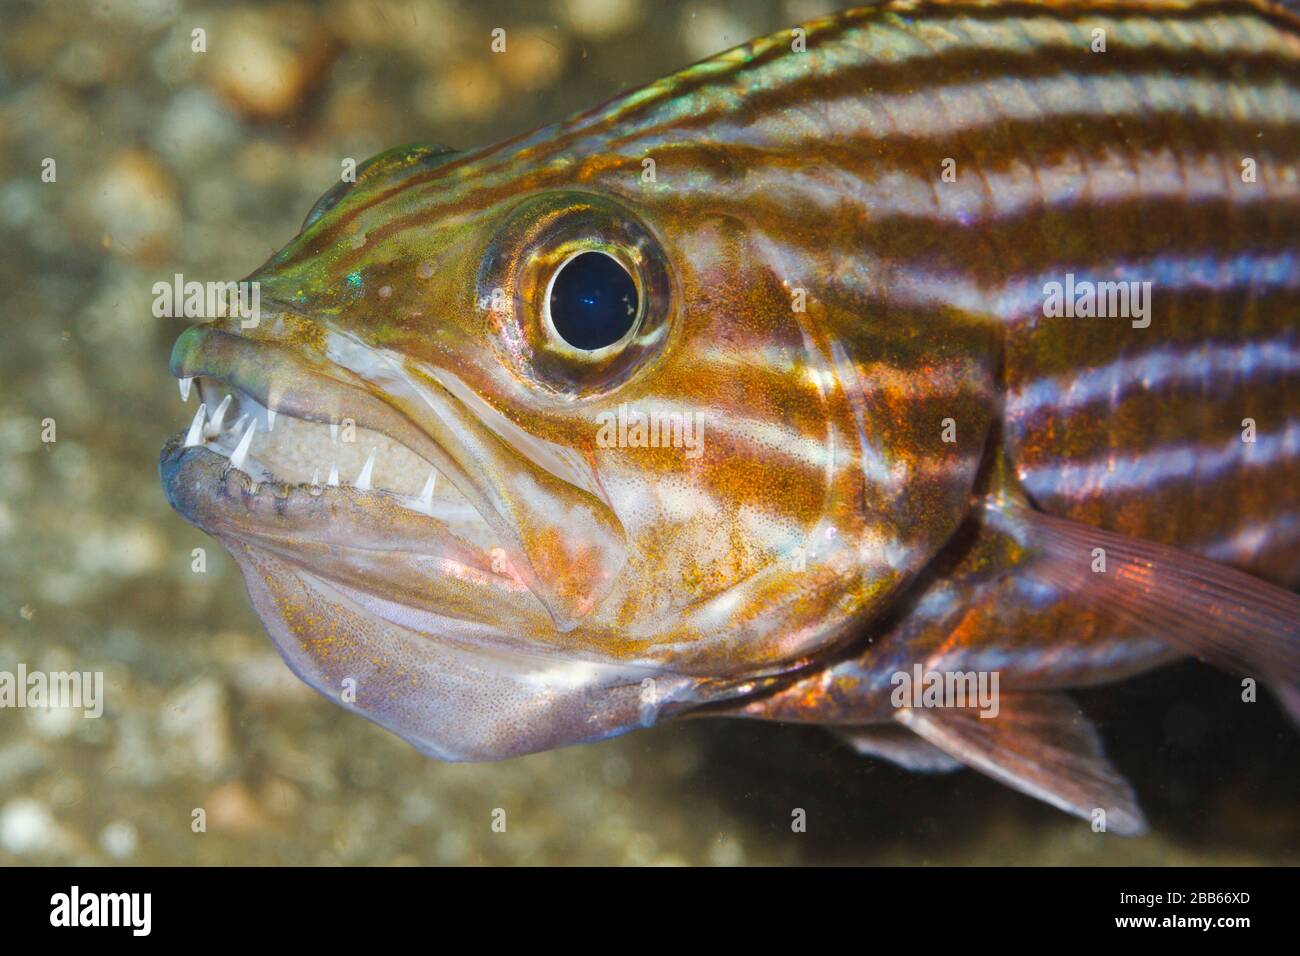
160 0 1300 834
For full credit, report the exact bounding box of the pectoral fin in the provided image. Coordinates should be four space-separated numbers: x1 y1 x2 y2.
1001 503 1300 687
895 691 1147 835
830 724 964 773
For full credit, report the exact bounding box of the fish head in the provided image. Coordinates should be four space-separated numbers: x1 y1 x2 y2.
161 119 990 757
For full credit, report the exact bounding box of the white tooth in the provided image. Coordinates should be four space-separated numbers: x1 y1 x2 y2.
310 468 320 486
207 393 233 436
417 470 437 513
355 447 377 491
184 403 207 447
266 388 281 431
232 414 248 436
327 462 339 486
330 420 339 443
229 420 256 471
179 377 193 402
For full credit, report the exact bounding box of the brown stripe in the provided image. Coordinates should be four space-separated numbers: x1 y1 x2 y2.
293 0 1300 260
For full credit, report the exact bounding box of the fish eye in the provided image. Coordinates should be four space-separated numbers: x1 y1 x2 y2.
478 191 674 396
545 251 640 351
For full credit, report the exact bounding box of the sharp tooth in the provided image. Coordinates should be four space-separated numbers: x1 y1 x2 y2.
310 468 320 487
184 403 207 447
229 420 256 471
329 420 339 443
417 470 437 513
266 406 277 431
327 462 339 486
207 393 233 436
355 447 377 491
178 377 193 402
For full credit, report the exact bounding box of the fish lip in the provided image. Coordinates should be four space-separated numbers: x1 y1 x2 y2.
167 319 465 498
162 320 525 592
158 430 515 583
157 434 453 552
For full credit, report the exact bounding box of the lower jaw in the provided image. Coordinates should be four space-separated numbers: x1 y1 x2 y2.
159 435 545 632
160 435 459 547
157 438 703 759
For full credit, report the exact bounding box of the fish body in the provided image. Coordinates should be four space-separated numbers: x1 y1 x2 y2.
161 0 1300 831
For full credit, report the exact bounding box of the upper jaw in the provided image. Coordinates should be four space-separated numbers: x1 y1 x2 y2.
164 323 493 539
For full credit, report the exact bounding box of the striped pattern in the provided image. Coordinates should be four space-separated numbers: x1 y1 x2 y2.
252 0 1300 674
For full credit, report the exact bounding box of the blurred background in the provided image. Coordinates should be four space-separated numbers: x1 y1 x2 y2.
0 0 1297 865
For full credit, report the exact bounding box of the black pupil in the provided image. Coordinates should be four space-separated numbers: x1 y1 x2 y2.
549 252 638 350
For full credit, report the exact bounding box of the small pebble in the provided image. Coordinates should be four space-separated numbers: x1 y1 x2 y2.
85 148 181 263
0 798 68 856
99 820 139 860
204 5 336 121
556 0 644 40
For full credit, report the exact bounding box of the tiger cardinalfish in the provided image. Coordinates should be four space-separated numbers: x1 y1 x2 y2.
161 0 1300 833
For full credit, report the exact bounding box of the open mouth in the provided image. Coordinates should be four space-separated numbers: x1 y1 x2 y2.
159 322 501 562
171 374 486 535
162 310 631 638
